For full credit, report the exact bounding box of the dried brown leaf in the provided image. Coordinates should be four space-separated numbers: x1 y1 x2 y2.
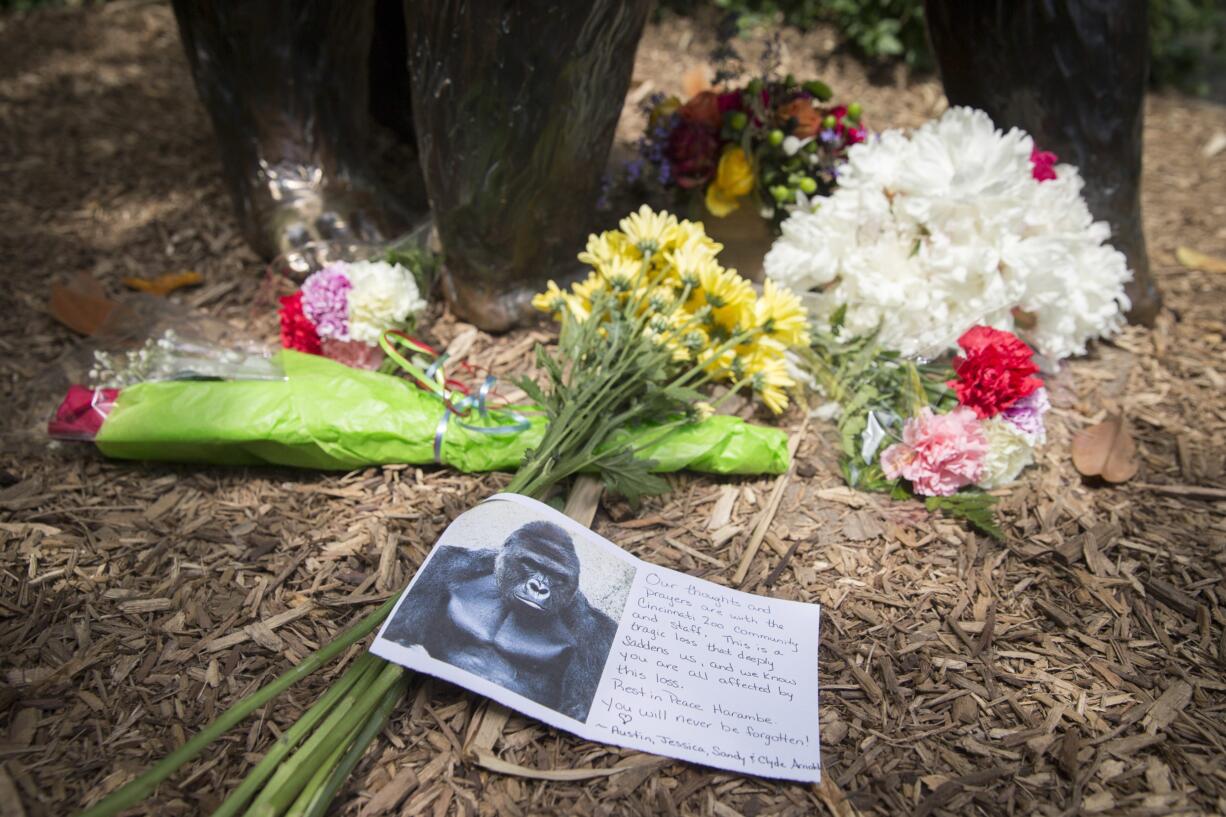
1175 246 1226 274
48 281 119 336
122 270 204 296
1072 416 1139 483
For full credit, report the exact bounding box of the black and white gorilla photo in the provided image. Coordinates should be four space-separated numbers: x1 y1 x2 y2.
380 508 632 722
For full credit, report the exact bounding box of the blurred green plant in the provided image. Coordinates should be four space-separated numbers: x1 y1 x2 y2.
657 0 1226 92
1149 0 1226 95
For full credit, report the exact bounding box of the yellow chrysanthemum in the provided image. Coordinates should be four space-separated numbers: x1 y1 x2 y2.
571 270 603 305
642 285 678 314
750 355 794 414
677 325 710 360
693 265 755 333
753 279 810 348
698 345 737 378
531 280 568 315
600 254 642 293
561 293 591 323
578 230 635 270
643 310 695 362
619 205 679 253
705 146 755 218
671 219 724 259
666 238 721 289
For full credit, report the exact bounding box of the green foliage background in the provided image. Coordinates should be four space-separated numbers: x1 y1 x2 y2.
658 0 1226 93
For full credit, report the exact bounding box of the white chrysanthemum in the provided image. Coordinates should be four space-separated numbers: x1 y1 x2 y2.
977 418 1035 489
345 260 427 344
764 106 1131 360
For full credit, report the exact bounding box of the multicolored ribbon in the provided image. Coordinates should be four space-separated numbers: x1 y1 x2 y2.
378 331 533 463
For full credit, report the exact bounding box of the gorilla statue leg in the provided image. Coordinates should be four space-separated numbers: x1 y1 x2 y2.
171 0 415 259
403 0 653 331
924 0 1162 326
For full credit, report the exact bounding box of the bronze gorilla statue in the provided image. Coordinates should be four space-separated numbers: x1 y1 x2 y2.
171 0 1159 331
924 0 1161 325
382 521 618 722
171 0 651 331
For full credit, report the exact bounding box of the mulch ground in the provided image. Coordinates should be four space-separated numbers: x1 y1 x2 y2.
2 3 1226 816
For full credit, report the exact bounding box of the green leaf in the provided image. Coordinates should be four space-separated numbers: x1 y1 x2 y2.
513 375 548 411
925 493 1003 540
594 448 669 506
829 303 848 333
534 344 564 387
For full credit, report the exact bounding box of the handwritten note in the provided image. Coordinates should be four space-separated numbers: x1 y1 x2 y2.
372 493 821 782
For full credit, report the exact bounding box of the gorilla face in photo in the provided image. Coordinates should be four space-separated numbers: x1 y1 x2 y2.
382 521 619 722
496 522 580 616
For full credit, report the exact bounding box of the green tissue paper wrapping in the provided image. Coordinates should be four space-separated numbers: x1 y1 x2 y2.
94 351 789 475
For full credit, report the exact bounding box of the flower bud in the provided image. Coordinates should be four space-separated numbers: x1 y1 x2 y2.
771 185 790 202
767 129 784 146
798 177 817 194
822 114 837 130
847 102 863 120
728 111 748 131
804 80 833 101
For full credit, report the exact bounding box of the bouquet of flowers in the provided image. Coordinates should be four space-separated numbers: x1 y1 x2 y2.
631 75 865 224
802 323 1049 536
79 207 810 817
278 253 430 370
49 346 789 475
532 206 809 415
765 106 1131 361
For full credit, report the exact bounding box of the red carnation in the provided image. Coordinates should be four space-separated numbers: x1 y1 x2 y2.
666 120 720 189
279 291 322 355
947 326 1042 418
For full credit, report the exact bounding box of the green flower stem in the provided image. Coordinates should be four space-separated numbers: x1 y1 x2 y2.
292 669 410 817
243 661 391 817
210 653 379 817
282 729 354 817
75 596 399 817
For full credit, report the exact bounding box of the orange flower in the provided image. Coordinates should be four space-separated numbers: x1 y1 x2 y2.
679 90 722 129
776 99 822 139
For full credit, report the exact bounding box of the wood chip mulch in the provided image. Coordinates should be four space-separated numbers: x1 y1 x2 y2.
2 4 1225 816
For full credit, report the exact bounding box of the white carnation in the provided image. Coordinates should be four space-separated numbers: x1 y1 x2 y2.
764 106 1131 360
977 418 1035 489
345 260 427 344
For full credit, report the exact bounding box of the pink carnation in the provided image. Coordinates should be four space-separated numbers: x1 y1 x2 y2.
880 407 988 496
1030 146 1058 182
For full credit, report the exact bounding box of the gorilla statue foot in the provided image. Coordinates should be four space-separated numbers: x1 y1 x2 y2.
249 161 403 260
438 263 585 333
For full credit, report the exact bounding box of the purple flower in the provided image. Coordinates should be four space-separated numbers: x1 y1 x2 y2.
300 263 352 340
819 128 839 145
657 159 673 186
1002 387 1050 444
625 159 644 184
